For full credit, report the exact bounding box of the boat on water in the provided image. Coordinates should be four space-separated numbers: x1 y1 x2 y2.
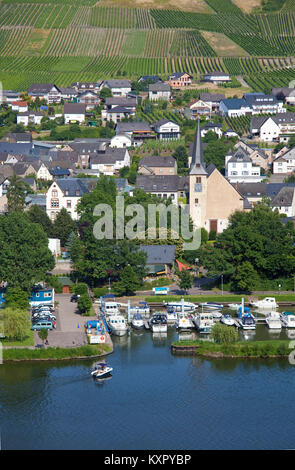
102 301 121 317
107 314 128 336
265 311 282 330
228 303 241 310
280 311 295 328
238 313 256 330
193 312 214 334
129 301 150 315
131 313 145 330
250 297 278 310
149 313 168 333
176 312 195 330
220 314 236 326
166 306 178 324
199 302 223 310
165 300 197 312
91 362 113 379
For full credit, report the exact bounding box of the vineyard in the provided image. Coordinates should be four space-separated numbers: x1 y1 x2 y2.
0 1 294 90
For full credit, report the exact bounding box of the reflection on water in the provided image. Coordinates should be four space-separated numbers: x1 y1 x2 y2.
2 308 295 450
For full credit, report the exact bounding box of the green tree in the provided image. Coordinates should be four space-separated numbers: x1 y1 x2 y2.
77 294 92 314
100 87 112 99
211 323 238 344
6 174 28 212
74 283 88 295
234 261 260 292
0 212 55 291
113 265 141 296
52 208 76 246
38 328 48 345
2 307 31 341
177 270 193 294
27 204 53 237
5 287 30 310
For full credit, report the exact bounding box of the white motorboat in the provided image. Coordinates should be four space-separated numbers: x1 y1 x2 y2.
199 302 223 310
238 313 256 330
280 311 295 328
107 314 128 336
129 302 150 315
166 306 178 324
165 300 197 312
131 313 145 330
211 310 223 320
250 297 278 310
220 314 236 326
265 311 282 330
194 312 214 334
177 312 195 330
149 313 167 333
102 301 121 317
91 362 113 378
228 303 241 310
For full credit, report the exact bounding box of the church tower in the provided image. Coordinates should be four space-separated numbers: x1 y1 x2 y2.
189 119 208 229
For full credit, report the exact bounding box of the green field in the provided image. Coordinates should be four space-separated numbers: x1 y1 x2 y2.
0 0 295 90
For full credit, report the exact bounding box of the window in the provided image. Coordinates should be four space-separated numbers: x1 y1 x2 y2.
195 177 201 183
52 190 58 197
67 200 71 208
51 199 59 208
195 198 198 204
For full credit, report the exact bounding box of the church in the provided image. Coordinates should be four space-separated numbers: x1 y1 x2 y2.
189 120 245 233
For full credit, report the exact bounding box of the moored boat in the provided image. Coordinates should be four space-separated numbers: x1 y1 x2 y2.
199 302 223 310
107 314 128 336
149 313 167 333
250 297 278 310
165 300 197 312
129 301 150 315
131 313 145 330
176 312 195 330
265 311 282 330
166 306 178 324
280 311 295 328
220 314 236 326
193 312 214 334
237 313 256 330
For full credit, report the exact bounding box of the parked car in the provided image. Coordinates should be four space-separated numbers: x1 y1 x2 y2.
71 294 80 302
31 321 54 331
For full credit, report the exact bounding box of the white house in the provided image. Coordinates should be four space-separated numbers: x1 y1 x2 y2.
64 103 86 124
152 119 181 140
273 147 295 174
103 80 131 97
148 83 171 101
135 175 183 205
225 147 264 183
89 148 130 175
110 134 132 148
36 162 52 181
271 186 295 217
17 112 44 126
201 122 223 139
11 101 28 113
27 84 61 103
219 98 252 117
251 113 295 142
46 178 90 221
202 72 231 84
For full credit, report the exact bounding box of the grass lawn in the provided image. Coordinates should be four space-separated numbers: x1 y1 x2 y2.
2 329 34 347
145 294 245 303
3 344 112 361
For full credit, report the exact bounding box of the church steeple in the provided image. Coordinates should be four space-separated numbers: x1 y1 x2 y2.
190 119 207 175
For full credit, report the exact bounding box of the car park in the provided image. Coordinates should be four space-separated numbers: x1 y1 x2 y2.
31 321 54 331
71 294 80 302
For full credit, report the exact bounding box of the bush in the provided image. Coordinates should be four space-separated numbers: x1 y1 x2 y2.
211 323 239 344
74 283 89 296
93 287 108 298
77 294 92 315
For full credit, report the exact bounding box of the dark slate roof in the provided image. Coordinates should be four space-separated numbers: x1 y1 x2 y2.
138 75 162 83
190 119 207 176
90 148 127 164
56 178 90 197
59 87 77 95
140 245 176 265
202 122 222 129
228 148 252 163
199 93 225 102
0 143 33 155
69 142 105 154
50 166 71 176
271 187 295 207
64 103 86 114
3 132 32 142
149 83 170 92
12 162 34 175
235 183 267 198
51 150 79 164
25 194 46 206
206 163 216 177
243 198 252 209
116 121 152 133
273 147 295 163
266 183 295 199
220 98 247 110
104 80 131 88
273 112 295 124
106 97 137 107
107 106 132 114
28 83 60 94
272 87 295 98
136 175 184 192
153 119 179 128
243 93 278 106
139 156 176 168
168 72 191 79
251 116 269 130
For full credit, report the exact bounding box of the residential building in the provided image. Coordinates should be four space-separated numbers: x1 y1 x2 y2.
225 147 264 183
219 98 252 117
183 99 211 119
152 119 181 140
199 93 225 113
77 91 100 110
27 84 61 103
201 122 223 139
64 103 86 124
136 174 185 204
202 72 231 84
235 182 267 206
1 132 32 143
243 93 285 115
273 147 295 174
272 87 295 106
59 87 78 101
110 134 132 148
102 97 137 123
11 101 28 113
89 148 130 175
138 75 162 84
140 245 176 275
251 113 295 142
138 156 177 176
271 186 295 217
72 82 102 94
116 121 154 146
148 83 171 101
103 80 131 97
46 178 91 220
167 72 192 88
17 111 44 126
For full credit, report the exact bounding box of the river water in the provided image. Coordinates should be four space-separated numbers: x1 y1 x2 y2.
1 308 295 450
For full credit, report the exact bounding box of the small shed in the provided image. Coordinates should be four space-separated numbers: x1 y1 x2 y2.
57 276 73 294
140 245 176 275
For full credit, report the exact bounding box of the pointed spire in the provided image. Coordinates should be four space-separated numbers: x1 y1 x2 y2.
190 119 207 175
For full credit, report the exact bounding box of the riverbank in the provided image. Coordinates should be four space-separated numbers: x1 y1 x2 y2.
144 294 295 304
171 339 292 359
3 343 113 362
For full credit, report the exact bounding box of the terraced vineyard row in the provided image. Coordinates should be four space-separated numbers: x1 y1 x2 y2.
244 67 295 93
225 115 251 135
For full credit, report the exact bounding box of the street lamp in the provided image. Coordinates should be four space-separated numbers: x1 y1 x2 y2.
108 276 111 293
278 283 281 296
195 258 199 277
221 273 224 296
